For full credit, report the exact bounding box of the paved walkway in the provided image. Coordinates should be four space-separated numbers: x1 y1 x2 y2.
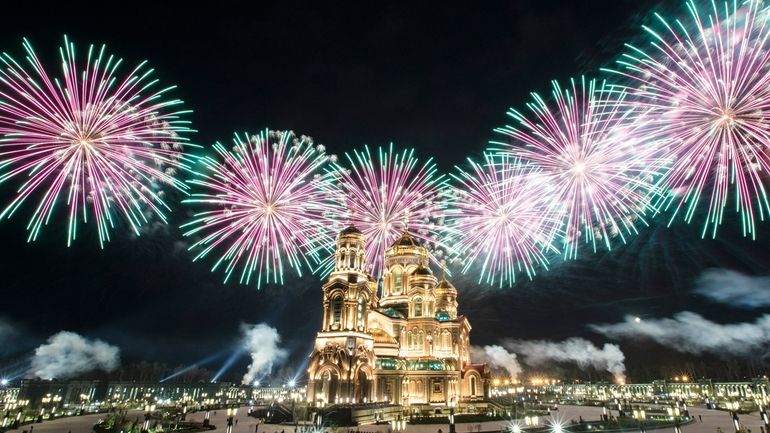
4 404 769 433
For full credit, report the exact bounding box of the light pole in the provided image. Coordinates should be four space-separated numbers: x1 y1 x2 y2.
226 406 237 433
448 396 457 433
142 403 155 433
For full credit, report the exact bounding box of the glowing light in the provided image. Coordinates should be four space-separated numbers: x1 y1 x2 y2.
0 36 193 246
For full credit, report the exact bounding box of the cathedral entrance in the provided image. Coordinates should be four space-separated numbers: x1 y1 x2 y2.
315 370 340 404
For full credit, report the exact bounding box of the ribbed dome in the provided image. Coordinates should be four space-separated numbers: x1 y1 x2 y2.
413 266 433 276
390 231 420 248
340 225 362 235
436 278 456 290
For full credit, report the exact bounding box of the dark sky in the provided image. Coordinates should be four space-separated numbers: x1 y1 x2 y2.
1 1 769 383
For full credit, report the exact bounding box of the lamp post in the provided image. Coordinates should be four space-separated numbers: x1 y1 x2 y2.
142 403 155 433
226 406 237 433
448 396 457 433
203 402 211 427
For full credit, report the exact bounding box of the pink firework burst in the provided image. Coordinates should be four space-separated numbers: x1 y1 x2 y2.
0 36 193 246
183 129 340 287
610 0 770 238
328 144 448 279
492 77 661 259
444 153 554 287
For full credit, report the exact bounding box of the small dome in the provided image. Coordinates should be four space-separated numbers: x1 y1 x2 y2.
340 225 362 235
436 310 452 322
413 266 432 276
436 277 456 291
390 231 420 248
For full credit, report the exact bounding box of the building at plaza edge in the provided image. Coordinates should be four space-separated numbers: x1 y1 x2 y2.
306 225 490 408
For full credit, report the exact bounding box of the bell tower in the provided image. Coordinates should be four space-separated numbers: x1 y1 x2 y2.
307 225 378 405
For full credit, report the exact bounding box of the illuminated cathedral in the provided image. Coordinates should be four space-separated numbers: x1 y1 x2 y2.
306 225 490 408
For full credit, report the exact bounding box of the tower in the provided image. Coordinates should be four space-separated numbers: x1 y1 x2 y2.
307 225 378 404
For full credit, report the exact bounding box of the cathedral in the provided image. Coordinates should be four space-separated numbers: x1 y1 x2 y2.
306 225 490 409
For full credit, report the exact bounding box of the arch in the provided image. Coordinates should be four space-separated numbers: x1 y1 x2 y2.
315 369 340 404
470 376 477 396
413 296 423 317
331 294 343 326
393 267 403 294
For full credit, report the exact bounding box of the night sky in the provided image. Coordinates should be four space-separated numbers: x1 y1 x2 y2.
1 1 769 383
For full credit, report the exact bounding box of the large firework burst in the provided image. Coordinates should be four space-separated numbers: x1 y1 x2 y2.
492 77 661 259
183 129 339 287
610 0 770 238
0 37 193 246
444 153 554 287
328 144 448 278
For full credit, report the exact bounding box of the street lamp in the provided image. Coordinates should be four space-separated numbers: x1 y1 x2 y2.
142 403 155 433
226 406 237 433
448 396 457 433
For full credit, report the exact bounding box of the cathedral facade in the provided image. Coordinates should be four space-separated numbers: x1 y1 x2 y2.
306 226 489 408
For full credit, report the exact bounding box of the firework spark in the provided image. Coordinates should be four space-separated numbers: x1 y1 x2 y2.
492 77 661 259
444 153 553 287
183 129 339 287
328 144 448 278
0 36 193 246
609 0 770 238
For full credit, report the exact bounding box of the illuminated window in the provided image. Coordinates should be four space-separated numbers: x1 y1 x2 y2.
357 297 365 328
470 376 477 396
393 269 402 294
414 297 422 317
332 295 343 325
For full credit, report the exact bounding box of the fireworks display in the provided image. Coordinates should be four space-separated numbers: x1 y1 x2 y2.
182 130 339 287
0 37 193 246
611 0 770 239
3 1 769 290
328 144 448 279
444 153 553 287
492 77 661 259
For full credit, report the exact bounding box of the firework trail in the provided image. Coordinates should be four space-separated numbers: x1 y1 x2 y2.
183 129 339 287
327 144 448 278
492 77 661 259
0 36 193 246
609 0 770 238
444 153 554 287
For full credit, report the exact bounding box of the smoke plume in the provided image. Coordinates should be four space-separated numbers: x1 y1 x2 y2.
241 323 288 385
0 317 15 344
505 337 626 382
590 312 770 357
694 269 770 308
31 331 120 379
471 345 522 379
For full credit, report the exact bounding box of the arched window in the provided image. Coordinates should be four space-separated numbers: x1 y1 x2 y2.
470 376 477 396
413 297 423 317
331 295 343 325
442 331 451 350
357 297 365 329
393 269 402 294
348 252 355 269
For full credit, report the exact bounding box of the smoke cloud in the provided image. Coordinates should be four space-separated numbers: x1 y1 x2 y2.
471 345 522 379
31 331 120 379
590 312 770 357
0 317 15 344
694 269 770 308
505 337 626 382
241 323 288 385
